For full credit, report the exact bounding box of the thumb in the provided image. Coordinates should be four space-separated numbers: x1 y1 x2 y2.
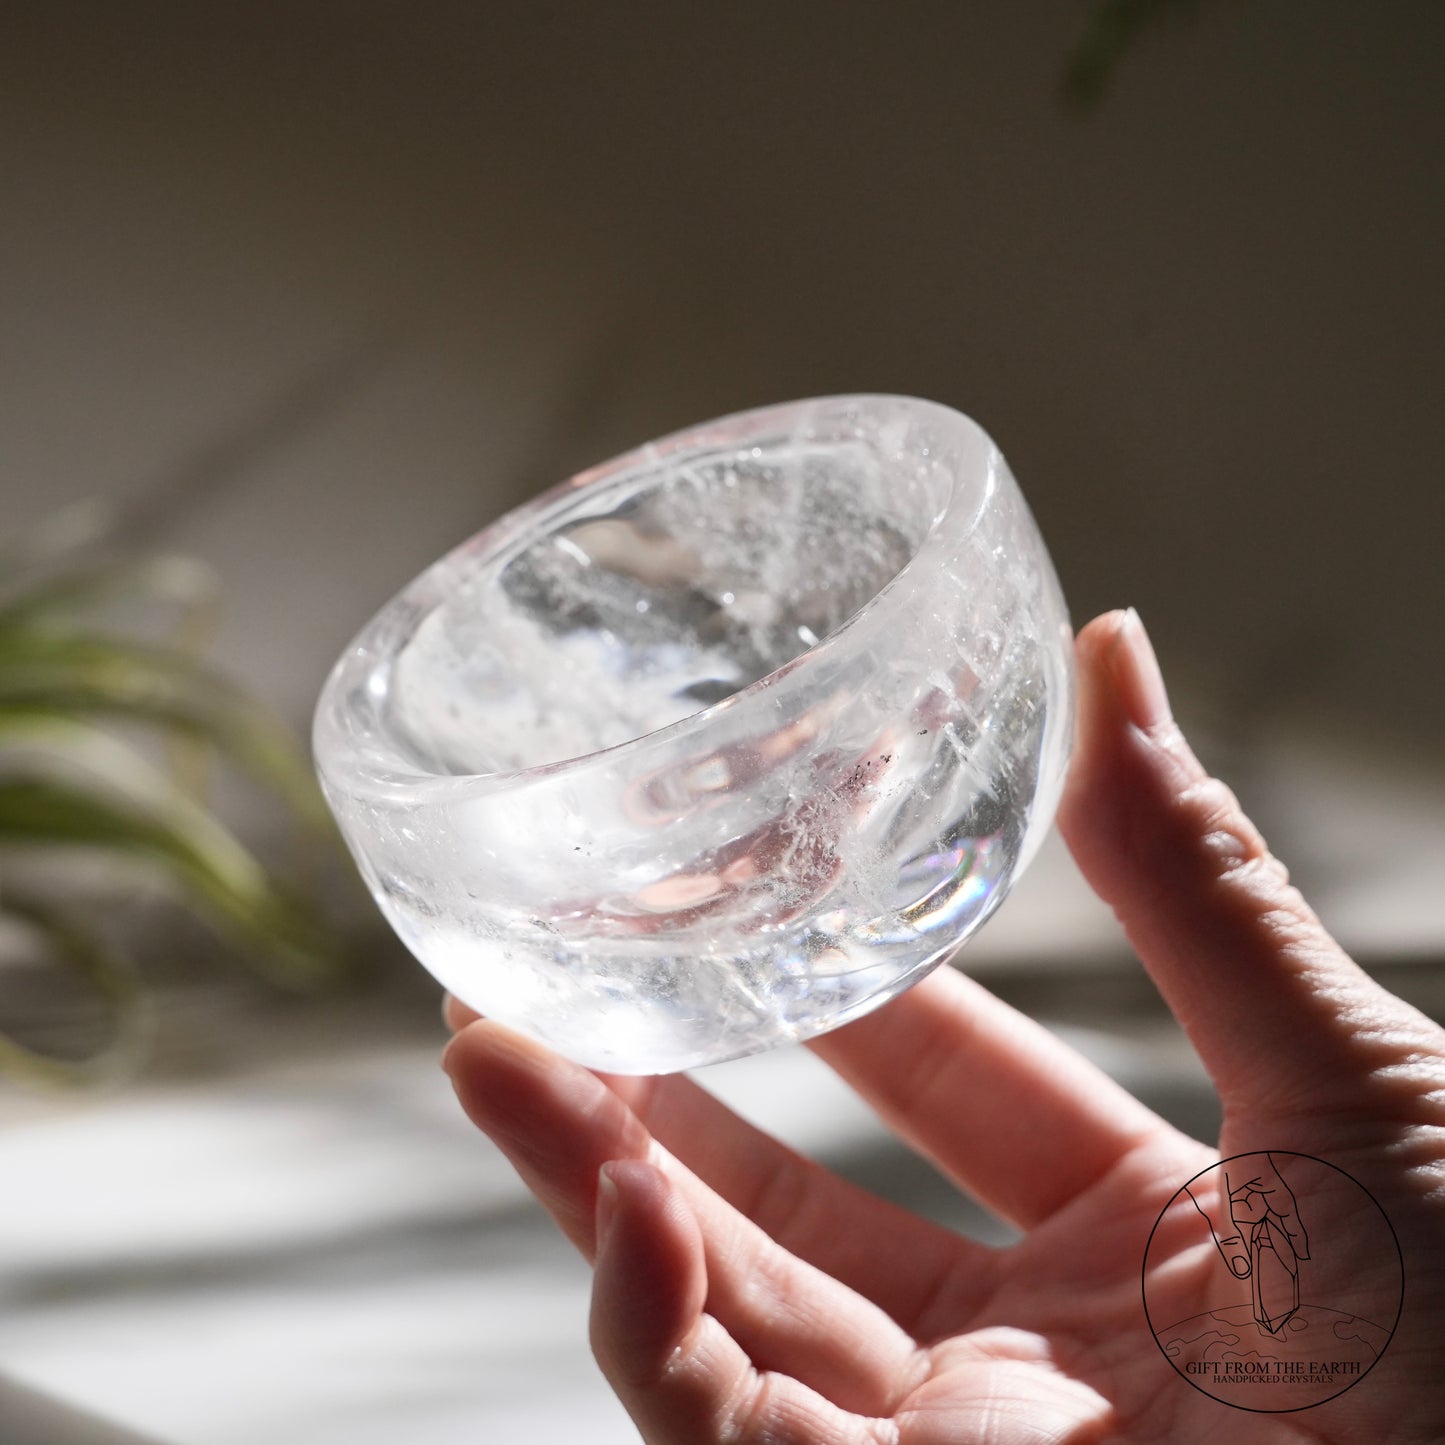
1057 610 1407 1116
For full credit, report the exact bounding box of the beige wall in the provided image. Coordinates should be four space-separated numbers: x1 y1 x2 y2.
2 2 1440 757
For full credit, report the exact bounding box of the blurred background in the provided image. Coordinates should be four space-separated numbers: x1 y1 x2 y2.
1 2 1442 1441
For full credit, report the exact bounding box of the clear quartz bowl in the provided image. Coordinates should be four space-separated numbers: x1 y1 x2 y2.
313 396 1074 1073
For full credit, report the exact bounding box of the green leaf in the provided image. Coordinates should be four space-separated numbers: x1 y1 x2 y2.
0 771 341 991
0 625 331 830
0 896 152 1088
1062 0 1200 108
0 508 350 1088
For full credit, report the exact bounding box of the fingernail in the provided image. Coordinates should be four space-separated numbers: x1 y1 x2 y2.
1230 1254 1251 1278
596 1162 620 1240
1111 608 1173 732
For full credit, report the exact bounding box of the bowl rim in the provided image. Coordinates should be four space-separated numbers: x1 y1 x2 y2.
313 393 1004 804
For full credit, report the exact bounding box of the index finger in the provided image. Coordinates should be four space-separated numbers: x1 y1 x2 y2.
1057 610 1438 1116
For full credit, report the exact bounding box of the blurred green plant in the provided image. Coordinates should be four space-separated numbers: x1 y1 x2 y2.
0 504 344 1087
1064 0 1202 107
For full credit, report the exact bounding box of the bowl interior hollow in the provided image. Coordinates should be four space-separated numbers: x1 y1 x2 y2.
380 421 950 777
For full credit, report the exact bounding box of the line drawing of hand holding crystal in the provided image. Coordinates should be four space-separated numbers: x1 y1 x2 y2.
1187 1152 1311 1335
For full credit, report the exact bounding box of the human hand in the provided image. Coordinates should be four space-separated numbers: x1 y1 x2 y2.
1186 1151 1309 1283
443 609 1445 1442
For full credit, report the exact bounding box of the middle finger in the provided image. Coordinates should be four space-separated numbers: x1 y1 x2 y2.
445 1020 945 1407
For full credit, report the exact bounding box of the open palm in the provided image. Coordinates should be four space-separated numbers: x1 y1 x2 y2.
445 613 1445 1443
